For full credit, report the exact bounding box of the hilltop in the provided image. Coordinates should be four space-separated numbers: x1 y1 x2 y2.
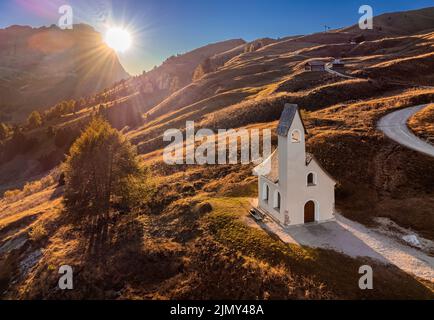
342 6 434 36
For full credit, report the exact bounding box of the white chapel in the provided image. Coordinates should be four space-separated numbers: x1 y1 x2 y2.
254 104 336 226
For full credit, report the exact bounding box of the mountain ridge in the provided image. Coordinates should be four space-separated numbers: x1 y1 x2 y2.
0 23 129 122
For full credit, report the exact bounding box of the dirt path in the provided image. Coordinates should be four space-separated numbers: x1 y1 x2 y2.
257 213 434 282
377 104 434 157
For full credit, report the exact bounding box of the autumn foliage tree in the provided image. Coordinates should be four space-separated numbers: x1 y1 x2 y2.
63 117 147 215
0 122 10 140
27 111 42 129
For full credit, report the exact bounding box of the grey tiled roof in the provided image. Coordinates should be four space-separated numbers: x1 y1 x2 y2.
277 104 297 137
305 153 314 165
306 60 326 66
276 104 308 137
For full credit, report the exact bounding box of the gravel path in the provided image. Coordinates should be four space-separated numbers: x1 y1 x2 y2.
259 213 434 282
377 104 434 157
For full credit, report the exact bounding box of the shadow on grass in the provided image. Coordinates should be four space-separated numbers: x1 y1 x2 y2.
55 209 185 299
261 221 434 299
206 199 433 299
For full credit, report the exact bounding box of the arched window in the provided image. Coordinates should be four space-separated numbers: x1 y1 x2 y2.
307 172 316 186
262 183 269 202
291 130 301 143
274 191 281 211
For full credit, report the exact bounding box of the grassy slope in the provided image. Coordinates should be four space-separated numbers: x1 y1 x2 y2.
204 196 432 299
2 91 434 298
1 165 432 299
310 90 434 240
1 10 434 299
126 30 433 157
408 103 434 144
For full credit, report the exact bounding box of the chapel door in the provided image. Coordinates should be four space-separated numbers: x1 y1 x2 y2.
304 201 315 223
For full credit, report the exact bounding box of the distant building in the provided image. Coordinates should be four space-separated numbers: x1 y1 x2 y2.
305 61 326 72
331 59 345 71
253 104 336 226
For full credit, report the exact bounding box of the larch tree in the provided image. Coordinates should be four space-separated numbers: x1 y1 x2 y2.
27 111 42 129
63 117 146 215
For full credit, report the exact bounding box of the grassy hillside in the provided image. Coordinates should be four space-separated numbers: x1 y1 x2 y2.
341 6 434 36
0 162 432 299
408 103 434 144
120 39 246 115
0 7 434 299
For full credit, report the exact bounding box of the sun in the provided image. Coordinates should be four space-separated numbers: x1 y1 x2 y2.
105 27 132 53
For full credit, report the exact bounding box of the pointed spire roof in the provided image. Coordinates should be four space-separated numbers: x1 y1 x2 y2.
276 104 308 137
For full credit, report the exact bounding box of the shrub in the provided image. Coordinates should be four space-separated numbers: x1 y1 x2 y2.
23 181 43 196
3 174 56 202
29 224 48 242
22 176 55 196
44 100 77 120
3 189 21 202
27 111 42 129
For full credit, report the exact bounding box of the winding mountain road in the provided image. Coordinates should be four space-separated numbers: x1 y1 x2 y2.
377 104 434 158
325 63 355 79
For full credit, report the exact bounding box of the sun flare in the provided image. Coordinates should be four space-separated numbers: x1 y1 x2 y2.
105 27 132 52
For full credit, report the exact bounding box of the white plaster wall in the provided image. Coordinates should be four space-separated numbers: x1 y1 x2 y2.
289 159 335 225
282 112 308 225
305 159 336 222
258 176 283 222
277 135 288 221
258 108 336 226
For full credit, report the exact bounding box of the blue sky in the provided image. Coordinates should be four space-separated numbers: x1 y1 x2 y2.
0 0 433 74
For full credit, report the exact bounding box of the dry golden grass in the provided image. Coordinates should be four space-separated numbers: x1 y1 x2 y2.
408 103 434 144
2 13 434 299
28 223 48 243
200 196 433 299
306 89 434 239
2 106 434 299
133 87 434 241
